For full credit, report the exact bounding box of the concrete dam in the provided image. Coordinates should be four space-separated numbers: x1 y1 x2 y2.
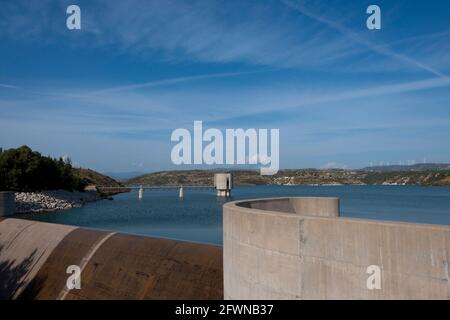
1 193 450 299
224 197 450 299
0 218 223 300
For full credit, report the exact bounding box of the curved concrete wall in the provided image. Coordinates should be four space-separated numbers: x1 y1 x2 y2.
223 197 450 300
237 197 339 217
0 218 223 300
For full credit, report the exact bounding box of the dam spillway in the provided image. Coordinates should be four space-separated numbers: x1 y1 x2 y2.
0 218 223 300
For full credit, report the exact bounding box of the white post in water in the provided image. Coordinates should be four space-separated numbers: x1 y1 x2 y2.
214 173 233 197
138 185 144 200
179 185 184 198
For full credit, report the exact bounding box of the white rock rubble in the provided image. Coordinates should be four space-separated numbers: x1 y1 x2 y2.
15 190 99 213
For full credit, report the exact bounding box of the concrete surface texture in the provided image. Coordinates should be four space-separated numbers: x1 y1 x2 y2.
223 197 450 300
0 218 223 300
0 192 15 217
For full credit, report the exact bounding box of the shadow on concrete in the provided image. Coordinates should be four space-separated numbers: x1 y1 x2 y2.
0 245 37 300
16 270 48 300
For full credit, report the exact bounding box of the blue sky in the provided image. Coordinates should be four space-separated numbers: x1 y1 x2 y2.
1 0 450 172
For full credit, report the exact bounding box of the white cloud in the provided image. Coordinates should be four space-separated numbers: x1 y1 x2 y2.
0 0 448 76
0 83 20 89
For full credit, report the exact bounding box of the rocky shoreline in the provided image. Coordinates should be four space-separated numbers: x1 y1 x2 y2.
15 190 100 214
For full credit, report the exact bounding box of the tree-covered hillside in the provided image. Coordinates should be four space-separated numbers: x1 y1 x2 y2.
0 146 121 192
0 146 86 192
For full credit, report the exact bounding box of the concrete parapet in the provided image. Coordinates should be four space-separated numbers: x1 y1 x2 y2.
223 197 450 300
0 192 15 217
237 197 339 217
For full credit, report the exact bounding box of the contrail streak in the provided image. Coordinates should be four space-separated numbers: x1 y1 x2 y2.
281 0 446 77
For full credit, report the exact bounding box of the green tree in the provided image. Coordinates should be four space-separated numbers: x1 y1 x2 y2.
0 146 86 192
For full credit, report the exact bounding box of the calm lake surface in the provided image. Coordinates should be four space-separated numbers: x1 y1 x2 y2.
19 185 450 245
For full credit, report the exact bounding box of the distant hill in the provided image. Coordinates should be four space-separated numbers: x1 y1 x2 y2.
125 168 450 187
73 168 123 187
361 163 450 172
126 170 233 186
103 171 145 181
126 169 272 186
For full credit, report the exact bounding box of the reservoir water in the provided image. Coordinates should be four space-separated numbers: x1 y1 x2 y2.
19 185 450 245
